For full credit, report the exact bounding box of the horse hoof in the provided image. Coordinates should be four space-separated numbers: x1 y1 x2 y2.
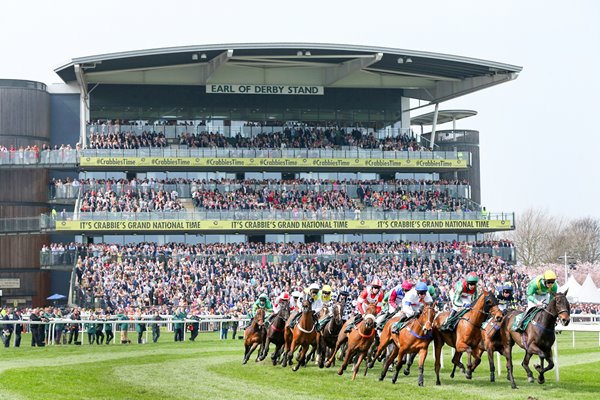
418 382 424 387
391 378 397 384
436 381 441 386
511 383 518 389
528 376 534 383
450 374 455 379
378 376 384 382
292 365 299 372
538 377 545 385
337 369 343 376
403 369 410 376
466 375 472 380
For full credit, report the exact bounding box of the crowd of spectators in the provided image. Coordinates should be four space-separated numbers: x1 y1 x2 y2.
191 185 472 213
178 128 428 151
79 188 183 213
54 240 520 316
87 131 168 149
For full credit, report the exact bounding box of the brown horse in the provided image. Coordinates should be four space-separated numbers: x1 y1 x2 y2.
374 303 437 386
282 295 317 371
243 308 266 364
502 292 570 388
325 304 378 380
259 300 290 365
317 302 344 368
433 289 503 384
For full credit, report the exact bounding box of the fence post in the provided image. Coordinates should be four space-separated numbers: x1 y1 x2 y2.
553 343 560 382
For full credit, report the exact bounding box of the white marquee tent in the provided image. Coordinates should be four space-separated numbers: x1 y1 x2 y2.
564 274 600 304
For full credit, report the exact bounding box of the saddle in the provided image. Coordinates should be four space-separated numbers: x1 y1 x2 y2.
441 309 470 332
391 315 415 334
512 308 543 332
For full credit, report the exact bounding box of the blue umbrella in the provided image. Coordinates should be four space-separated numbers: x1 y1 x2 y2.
47 293 66 300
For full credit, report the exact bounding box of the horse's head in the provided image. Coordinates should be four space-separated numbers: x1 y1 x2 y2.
363 304 378 330
419 302 436 335
254 308 265 327
480 289 503 323
301 295 312 313
553 291 571 326
279 299 290 320
333 302 343 324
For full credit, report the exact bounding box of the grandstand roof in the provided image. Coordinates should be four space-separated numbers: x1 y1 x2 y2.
54 43 522 103
411 110 477 126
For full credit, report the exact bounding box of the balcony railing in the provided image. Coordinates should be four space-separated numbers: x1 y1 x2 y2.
41 246 516 267
52 182 471 200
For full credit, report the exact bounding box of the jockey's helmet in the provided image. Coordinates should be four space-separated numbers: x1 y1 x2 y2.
281 292 290 301
415 282 428 294
291 290 302 300
309 283 320 298
543 270 557 282
401 280 413 291
370 278 382 293
466 272 479 284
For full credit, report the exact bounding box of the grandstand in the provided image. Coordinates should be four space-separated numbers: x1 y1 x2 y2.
0 44 521 307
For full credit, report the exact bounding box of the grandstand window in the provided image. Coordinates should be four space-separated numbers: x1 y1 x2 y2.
265 234 304 243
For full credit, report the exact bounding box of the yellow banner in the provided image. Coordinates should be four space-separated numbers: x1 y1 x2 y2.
55 219 512 232
79 157 468 169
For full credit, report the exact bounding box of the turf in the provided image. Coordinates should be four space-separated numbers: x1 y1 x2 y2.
0 331 599 400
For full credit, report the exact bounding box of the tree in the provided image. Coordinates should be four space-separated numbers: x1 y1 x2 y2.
506 208 563 266
564 217 600 263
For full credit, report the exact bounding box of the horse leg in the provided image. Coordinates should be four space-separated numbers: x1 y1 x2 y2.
450 351 463 378
326 336 346 368
465 348 474 380
521 351 535 383
260 338 270 361
292 343 308 372
369 334 389 369
538 352 554 384
404 352 416 376
286 338 298 369
504 345 518 389
434 336 443 386
487 347 495 382
417 348 428 387
244 343 258 365
391 349 405 384
352 351 366 381
339 346 354 376
243 343 250 364
378 346 396 381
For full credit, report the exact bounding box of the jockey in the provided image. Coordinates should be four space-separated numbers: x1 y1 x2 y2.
266 291 290 326
345 278 383 332
315 284 334 330
251 293 273 321
336 290 353 321
496 282 518 314
289 283 321 328
392 282 433 333
273 292 291 314
290 291 302 313
376 280 412 329
441 272 479 331
526 270 558 311
515 270 558 333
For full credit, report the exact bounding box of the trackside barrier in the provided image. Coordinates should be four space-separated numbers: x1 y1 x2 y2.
1 317 250 347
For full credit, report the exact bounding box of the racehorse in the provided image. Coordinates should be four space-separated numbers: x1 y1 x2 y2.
282 294 318 371
243 308 266 364
325 304 378 380
259 300 290 365
433 289 503 384
503 291 570 388
374 303 437 386
317 302 344 368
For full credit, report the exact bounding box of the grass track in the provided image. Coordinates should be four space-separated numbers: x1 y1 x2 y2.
1 332 599 399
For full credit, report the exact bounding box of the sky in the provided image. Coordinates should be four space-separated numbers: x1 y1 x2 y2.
1 0 598 220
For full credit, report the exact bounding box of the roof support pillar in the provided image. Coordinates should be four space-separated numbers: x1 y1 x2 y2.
74 65 89 147
430 103 439 149
400 96 411 136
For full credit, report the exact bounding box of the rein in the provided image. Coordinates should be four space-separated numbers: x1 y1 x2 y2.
357 325 376 339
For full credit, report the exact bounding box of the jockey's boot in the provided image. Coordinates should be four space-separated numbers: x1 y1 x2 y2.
442 310 457 331
288 312 300 328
